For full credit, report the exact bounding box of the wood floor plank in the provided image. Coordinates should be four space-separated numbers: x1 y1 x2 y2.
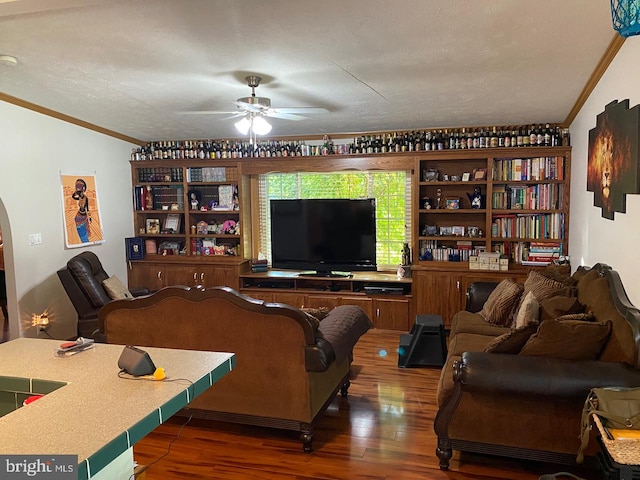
133 329 600 479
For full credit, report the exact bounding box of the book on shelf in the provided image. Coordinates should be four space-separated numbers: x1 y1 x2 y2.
521 260 553 266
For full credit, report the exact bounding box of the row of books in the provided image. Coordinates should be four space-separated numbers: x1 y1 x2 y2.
251 259 268 272
136 167 183 183
492 213 564 240
419 240 485 262
522 241 563 266
493 156 565 181
492 183 564 210
186 167 227 183
491 241 563 265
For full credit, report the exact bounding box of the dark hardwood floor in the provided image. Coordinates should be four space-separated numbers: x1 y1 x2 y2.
133 329 599 479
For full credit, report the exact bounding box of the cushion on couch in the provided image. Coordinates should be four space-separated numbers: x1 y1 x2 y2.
102 276 133 300
540 263 575 286
513 291 539 330
479 278 524 327
448 332 499 357
539 295 584 321
519 318 612 360
512 270 567 322
484 324 539 354
450 311 511 338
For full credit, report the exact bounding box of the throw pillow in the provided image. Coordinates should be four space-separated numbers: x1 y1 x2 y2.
479 278 524 327
484 324 538 354
102 276 133 300
541 263 575 286
519 318 612 360
513 291 540 330
539 295 584 321
555 311 596 322
513 270 567 322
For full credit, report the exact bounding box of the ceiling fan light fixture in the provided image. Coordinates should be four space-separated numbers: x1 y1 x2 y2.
234 116 251 135
252 115 272 135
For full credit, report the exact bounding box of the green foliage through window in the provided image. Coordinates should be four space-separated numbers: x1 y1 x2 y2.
258 171 411 269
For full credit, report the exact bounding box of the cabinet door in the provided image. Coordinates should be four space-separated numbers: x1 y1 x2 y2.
339 296 374 320
272 292 308 309
202 266 238 289
164 265 200 287
414 271 462 328
372 297 410 331
306 295 341 310
128 264 165 291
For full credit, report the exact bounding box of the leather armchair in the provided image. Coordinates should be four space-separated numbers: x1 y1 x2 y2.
57 251 147 339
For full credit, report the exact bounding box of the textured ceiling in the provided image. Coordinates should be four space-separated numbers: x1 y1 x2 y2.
0 0 617 143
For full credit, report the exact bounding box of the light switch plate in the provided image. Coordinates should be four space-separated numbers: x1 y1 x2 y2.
28 233 42 245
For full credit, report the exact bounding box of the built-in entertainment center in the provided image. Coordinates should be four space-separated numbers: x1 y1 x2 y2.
127 130 570 331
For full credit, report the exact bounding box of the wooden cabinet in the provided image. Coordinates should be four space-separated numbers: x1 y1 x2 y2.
414 267 531 327
127 263 166 291
239 271 411 331
128 261 245 291
413 146 570 327
414 271 462 328
372 297 410 330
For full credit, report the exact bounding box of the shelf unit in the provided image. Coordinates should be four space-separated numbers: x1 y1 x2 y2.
129 159 251 292
415 146 570 267
132 160 248 259
126 145 570 329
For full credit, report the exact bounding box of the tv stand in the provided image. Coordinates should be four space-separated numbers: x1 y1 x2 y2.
239 269 413 331
298 271 353 279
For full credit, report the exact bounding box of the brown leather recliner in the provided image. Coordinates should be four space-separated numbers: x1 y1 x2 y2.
57 251 147 339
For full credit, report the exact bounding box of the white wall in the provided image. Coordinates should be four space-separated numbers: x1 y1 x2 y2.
569 36 640 305
0 101 135 339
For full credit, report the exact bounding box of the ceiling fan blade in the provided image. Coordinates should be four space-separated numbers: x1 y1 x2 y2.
265 111 306 121
176 110 242 115
236 101 266 113
271 106 328 114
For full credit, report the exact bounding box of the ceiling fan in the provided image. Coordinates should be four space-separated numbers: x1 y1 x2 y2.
180 75 328 122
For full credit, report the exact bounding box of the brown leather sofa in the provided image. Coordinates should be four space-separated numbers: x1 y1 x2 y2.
98 285 372 451
434 263 640 469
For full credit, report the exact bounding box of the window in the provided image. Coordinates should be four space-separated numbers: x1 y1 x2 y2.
257 171 411 269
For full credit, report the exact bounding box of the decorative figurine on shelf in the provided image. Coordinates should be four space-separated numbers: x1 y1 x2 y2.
467 186 484 209
189 190 201 210
222 219 237 235
422 196 432 209
401 243 411 266
435 188 444 209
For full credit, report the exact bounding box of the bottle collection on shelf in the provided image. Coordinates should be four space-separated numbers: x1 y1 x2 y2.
130 124 569 161
351 124 567 153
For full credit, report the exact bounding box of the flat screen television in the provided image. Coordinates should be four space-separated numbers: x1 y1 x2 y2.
270 198 377 276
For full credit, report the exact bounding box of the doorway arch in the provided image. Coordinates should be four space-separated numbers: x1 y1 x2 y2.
0 198 17 340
